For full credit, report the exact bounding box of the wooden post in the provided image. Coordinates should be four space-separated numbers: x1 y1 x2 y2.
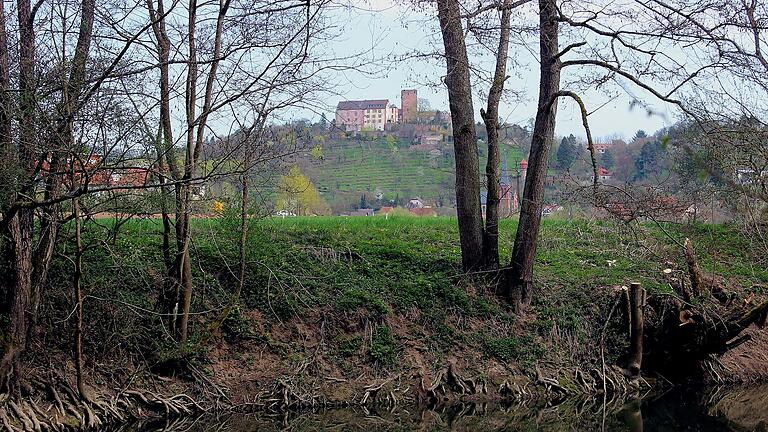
684 238 704 298
628 282 645 376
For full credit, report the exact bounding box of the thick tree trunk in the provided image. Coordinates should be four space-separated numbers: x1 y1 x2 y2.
1 0 96 391
436 0 484 271
0 0 36 392
0 211 33 392
505 0 561 311
481 2 512 270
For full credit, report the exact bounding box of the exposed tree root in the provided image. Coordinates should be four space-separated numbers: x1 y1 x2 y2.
643 237 768 380
421 363 487 404
0 376 206 431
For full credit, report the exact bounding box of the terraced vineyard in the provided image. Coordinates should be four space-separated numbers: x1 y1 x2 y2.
301 138 524 207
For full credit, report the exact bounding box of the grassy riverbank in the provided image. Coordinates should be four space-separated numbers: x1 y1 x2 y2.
29 215 768 407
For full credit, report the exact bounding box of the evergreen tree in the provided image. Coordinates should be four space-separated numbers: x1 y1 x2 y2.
556 134 578 171
360 194 368 209
601 148 615 170
635 140 663 180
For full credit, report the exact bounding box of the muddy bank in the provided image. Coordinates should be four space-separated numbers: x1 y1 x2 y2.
0 352 643 431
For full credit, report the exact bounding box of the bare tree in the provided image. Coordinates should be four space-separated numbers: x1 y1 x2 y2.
436 0 485 271
480 1 513 269
139 0 353 342
431 0 529 271
0 0 98 391
504 0 561 310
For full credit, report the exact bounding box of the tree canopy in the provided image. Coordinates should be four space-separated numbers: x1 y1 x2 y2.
276 166 329 216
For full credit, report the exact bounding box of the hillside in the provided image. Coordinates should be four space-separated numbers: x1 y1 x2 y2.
299 137 525 211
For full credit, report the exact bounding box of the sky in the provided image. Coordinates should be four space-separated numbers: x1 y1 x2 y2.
310 1 677 141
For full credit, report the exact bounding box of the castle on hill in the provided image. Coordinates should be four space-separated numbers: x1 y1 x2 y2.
335 89 449 132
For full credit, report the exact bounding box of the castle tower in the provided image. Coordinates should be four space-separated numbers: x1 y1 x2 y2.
400 89 417 123
515 158 528 212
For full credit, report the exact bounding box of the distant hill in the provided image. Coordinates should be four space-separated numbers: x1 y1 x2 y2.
297 136 525 212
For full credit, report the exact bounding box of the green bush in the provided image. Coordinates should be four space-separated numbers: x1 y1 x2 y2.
338 287 390 317
335 335 362 358
483 334 543 365
369 326 397 365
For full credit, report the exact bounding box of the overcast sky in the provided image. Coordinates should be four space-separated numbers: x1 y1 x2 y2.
310 1 677 141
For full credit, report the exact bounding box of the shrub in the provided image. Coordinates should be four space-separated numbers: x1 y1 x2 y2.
369 326 397 365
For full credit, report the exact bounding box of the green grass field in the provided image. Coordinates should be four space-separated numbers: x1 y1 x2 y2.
52 215 766 373
34 216 768 388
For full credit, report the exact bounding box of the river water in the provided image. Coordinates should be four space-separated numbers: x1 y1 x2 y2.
132 385 768 431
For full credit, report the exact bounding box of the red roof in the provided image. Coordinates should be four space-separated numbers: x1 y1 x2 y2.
35 155 152 188
337 99 389 110
520 159 528 169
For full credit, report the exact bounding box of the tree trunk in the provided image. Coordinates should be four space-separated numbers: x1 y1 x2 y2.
0 0 11 157
32 0 95 333
0 211 33 392
147 0 183 329
481 2 512 270
171 0 200 343
1 0 96 391
175 0 230 342
436 0 484 271
72 198 88 400
0 0 36 392
176 202 193 342
628 282 645 376
201 174 249 344
0 0 11 319
505 0 561 311
236 175 248 304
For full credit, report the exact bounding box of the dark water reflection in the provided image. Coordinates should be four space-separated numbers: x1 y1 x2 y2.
131 385 768 431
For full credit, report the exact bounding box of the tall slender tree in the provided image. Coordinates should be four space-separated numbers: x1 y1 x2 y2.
480 1 513 270
504 0 561 311
436 0 485 271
